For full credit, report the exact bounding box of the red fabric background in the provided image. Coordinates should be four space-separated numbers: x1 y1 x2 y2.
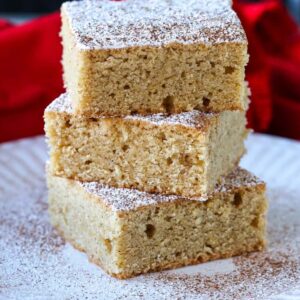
0 13 63 142
234 0 300 140
0 0 299 143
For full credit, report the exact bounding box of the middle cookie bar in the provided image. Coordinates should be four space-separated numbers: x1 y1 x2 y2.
45 93 248 198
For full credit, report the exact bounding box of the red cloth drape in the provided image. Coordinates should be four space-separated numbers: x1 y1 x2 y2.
0 0 300 142
0 13 63 142
234 0 300 139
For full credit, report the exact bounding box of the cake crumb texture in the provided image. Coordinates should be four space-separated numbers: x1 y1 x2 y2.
47 167 267 278
45 93 248 198
61 0 248 116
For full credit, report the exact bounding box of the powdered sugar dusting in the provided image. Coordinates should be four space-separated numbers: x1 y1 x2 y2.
216 166 264 194
46 93 216 129
62 0 246 50
1 179 299 300
81 181 181 211
45 93 72 114
125 110 216 129
80 167 264 212
1 135 300 299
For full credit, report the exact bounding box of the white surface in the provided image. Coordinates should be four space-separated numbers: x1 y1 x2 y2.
0 133 300 300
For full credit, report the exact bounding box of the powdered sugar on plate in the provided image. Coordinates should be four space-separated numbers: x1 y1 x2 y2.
62 0 246 50
1 134 300 299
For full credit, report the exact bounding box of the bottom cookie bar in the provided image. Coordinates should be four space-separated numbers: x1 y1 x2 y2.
47 168 267 279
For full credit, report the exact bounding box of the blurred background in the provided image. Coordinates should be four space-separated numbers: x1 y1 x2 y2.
0 0 300 142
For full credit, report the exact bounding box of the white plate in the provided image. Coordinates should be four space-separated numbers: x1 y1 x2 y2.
1 133 300 300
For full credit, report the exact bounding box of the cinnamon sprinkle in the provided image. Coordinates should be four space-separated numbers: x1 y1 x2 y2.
1 140 300 299
62 0 246 50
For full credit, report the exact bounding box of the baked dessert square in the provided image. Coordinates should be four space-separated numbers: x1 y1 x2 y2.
61 0 248 116
47 167 267 279
44 93 248 198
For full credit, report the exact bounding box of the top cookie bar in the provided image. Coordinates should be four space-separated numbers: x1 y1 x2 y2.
62 0 248 116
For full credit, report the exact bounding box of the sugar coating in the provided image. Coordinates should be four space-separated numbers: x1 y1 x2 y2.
1 156 298 298
125 112 216 130
62 0 246 50
80 168 264 212
46 93 217 129
46 93 73 114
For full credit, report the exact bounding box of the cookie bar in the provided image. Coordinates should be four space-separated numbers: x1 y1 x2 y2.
61 0 248 116
44 93 248 198
47 167 267 279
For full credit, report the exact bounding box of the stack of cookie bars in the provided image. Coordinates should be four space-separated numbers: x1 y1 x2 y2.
44 0 267 279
